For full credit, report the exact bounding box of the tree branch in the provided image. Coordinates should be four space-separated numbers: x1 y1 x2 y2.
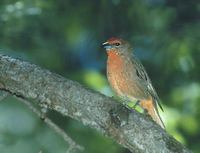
0 54 191 153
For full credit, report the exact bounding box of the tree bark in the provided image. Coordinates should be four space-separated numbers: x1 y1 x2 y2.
0 54 191 153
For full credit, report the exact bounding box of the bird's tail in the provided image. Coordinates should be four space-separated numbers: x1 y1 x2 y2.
140 98 165 129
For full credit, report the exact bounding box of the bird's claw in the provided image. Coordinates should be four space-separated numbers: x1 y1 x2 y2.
133 100 140 109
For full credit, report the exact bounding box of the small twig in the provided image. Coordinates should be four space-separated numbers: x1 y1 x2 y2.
14 96 84 153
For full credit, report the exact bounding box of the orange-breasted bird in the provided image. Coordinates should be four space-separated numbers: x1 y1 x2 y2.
102 37 165 129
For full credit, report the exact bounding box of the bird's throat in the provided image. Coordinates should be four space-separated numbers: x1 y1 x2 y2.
107 50 120 59
107 50 124 73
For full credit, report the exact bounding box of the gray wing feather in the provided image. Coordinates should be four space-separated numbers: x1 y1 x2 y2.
131 55 163 111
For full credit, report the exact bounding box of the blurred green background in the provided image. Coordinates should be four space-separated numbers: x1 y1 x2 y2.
0 0 199 153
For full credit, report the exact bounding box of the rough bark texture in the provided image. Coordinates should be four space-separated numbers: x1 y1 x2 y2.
0 54 191 153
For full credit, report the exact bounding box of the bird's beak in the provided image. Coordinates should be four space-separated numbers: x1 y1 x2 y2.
102 42 112 50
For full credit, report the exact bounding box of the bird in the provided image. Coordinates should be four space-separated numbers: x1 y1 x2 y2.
102 37 165 129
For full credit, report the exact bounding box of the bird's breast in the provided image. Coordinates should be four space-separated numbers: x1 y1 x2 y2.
107 51 132 97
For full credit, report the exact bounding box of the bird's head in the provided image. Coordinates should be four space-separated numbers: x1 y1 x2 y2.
102 37 131 55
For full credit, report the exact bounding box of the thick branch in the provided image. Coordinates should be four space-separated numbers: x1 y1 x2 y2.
0 54 191 153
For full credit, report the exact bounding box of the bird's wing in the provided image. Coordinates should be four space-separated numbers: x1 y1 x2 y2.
131 55 163 111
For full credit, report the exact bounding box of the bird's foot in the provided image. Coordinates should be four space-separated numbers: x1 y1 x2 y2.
120 99 135 113
133 100 140 109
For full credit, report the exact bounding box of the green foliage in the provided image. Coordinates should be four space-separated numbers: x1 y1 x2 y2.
0 0 199 152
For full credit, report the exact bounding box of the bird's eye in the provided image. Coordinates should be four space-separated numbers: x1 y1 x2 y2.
115 43 121 46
